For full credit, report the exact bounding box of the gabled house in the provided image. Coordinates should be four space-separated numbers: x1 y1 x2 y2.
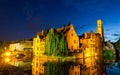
57 23 79 52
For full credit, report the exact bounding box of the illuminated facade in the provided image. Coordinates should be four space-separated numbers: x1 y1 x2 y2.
76 19 103 58
32 20 104 75
32 30 46 75
32 19 103 57
33 30 46 56
9 39 33 51
57 24 79 52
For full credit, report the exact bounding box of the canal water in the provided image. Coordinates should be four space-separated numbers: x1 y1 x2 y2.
0 55 120 75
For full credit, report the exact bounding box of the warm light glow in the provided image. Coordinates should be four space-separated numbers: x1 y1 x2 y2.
5 52 11 56
5 58 10 62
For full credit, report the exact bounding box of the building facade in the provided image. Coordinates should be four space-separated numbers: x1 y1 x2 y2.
32 19 104 75
57 24 79 52
32 30 46 75
9 39 33 51
33 30 46 56
76 19 104 58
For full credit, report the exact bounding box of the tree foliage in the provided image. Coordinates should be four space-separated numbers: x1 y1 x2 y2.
103 50 113 60
115 38 120 55
45 28 68 57
0 41 9 51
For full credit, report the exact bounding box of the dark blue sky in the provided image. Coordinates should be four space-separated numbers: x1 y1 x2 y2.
0 0 120 42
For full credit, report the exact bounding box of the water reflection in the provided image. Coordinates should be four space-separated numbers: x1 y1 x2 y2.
104 55 120 75
2 53 32 71
3 54 120 75
32 55 105 75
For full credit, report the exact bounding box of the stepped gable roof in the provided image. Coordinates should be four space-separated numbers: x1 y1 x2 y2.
36 30 46 39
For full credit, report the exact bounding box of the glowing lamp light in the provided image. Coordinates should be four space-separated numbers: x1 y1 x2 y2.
5 58 10 62
5 52 11 56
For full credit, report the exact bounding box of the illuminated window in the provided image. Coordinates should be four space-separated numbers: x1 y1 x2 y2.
74 40 76 44
36 71 38 74
75 72 76 75
71 33 73 36
37 40 39 43
71 46 73 50
36 63 38 67
37 46 39 50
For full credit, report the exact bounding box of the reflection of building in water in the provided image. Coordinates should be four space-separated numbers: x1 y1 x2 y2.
32 56 105 75
69 56 105 75
69 64 80 75
76 19 104 58
9 60 31 70
32 57 47 75
9 39 33 51
32 30 46 75
32 57 40 75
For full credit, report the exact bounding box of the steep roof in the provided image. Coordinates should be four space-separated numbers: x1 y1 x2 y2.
56 25 71 34
35 30 46 39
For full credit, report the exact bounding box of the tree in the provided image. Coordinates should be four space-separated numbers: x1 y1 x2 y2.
115 38 120 56
0 41 9 51
45 28 68 57
103 50 113 60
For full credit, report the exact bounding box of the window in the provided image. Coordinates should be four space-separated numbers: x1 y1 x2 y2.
74 40 76 44
71 33 73 36
71 46 73 50
36 63 38 67
36 71 38 74
37 46 39 50
37 40 39 43
75 72 76 75
72 66 74 70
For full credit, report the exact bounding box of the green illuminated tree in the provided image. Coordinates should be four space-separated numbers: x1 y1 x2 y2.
45 28 68 57
103 50 113 60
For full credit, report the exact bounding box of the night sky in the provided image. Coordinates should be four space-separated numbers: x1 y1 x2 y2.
0 0 120 42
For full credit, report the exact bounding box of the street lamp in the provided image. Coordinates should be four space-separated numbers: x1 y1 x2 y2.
5 58 10 62
5 52 11 57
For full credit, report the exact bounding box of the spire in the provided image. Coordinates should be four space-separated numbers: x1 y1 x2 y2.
68 18 71 26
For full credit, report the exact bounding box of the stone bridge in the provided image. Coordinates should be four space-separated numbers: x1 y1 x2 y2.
10 51 32 61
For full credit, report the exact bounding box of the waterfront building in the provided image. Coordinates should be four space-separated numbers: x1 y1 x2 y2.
9 39 33 51
33 20 104 57
57 23 79 52
76 19 104 58
33 30 46 56
32 30 46 75
32 20 104 75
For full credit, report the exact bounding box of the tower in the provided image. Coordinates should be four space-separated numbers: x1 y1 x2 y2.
96 19 104 41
